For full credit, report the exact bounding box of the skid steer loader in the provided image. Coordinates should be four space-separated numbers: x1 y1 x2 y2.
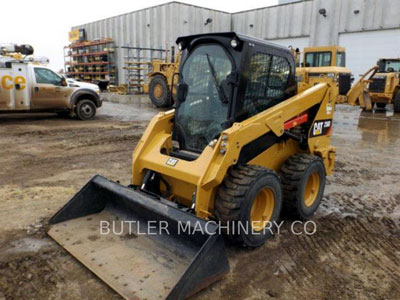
48 32 337 299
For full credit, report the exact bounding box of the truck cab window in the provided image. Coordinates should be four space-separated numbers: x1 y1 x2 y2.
34 68 62 85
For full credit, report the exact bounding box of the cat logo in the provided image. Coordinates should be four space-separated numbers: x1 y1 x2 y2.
166 158 178 166
311 119 332 137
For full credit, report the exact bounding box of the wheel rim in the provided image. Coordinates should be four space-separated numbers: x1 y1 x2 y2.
153 83 164 99
304 172 320 207
81 104 93 117
250 188 275 232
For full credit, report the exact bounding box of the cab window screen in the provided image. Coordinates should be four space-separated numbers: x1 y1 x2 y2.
238 52 290 121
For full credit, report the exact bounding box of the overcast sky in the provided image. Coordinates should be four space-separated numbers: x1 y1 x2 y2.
0 0 278 71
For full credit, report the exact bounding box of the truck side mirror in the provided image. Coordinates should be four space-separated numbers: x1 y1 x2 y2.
177 82 188 103
61 77 67 87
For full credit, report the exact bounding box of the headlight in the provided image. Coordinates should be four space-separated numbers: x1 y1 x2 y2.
230 39 238 48
178 43 183 50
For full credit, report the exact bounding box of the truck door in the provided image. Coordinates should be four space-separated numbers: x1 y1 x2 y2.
12 63 30 109
31 67 72 109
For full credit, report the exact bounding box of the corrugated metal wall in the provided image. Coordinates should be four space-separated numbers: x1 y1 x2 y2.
72 2 231 84
71 0 400 84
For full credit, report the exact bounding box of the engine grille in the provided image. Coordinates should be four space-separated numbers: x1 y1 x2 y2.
369 77 386 93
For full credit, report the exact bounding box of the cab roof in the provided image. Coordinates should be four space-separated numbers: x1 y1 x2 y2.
304 45 345 53
176 32 291 54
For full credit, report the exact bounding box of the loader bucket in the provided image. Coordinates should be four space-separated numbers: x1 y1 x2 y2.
48 175 229 300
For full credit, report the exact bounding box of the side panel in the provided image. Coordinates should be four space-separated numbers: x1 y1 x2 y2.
12 63 30 109
0 69 15 110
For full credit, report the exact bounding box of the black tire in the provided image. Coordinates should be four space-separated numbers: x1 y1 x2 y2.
394 91 400 113
214 165 283 248
149 75 171 108
375 103 386 109
76 100 96 120
280 154 326 220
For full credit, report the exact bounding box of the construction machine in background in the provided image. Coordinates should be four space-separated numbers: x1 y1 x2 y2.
295 45 378 111
368 58 400 113
143 51 181 107
48 32 339 299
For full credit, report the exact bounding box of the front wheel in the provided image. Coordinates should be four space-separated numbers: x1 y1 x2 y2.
214 165 283 248
76 100 96 120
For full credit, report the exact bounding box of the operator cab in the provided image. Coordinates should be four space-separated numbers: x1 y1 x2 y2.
377 59 400 73
303 46 346 67
171 32 296 160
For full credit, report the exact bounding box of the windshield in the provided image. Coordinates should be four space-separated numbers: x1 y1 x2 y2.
175 44 233 152
379 60 400 73
305 52 332 67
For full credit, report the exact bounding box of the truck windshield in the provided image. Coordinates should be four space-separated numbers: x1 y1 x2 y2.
305 52 332 67
378 60 400 73
175 44 233 152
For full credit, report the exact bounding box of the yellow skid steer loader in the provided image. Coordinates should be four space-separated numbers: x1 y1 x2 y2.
48 32 337 299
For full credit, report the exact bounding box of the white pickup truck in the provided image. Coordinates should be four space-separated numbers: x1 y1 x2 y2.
0 60 102 120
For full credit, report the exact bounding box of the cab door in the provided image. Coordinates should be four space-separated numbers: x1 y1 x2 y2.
31 67 72 109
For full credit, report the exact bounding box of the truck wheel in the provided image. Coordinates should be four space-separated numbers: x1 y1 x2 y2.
214 165 282 248
280 154 326 220
76 100 96 120
149 75 171 108
394 91 400 113
375 103 386 109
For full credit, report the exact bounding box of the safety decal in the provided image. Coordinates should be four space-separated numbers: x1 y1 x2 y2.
166 157 179 166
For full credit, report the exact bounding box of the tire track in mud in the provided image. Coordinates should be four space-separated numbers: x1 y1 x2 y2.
196 215 400 300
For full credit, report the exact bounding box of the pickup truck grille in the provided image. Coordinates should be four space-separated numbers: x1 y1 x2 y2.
369 77 386 93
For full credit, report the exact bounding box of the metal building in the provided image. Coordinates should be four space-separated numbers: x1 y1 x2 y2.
72 2 231 84
72 0 400 84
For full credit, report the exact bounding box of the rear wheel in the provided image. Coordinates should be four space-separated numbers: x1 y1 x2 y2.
76 100 96 120
149 75 171 108
394 91 400 113
214 165 282 248
280 154 326 220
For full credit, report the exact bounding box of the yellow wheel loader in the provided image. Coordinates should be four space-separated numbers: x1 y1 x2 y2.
48 32 337 299
368 58 400 112
143 52 181 108
295 45 378 111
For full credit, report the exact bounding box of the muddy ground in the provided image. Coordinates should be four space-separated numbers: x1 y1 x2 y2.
0 101 399 300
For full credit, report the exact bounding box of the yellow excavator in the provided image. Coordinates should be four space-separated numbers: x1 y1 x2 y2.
48 32 338 299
